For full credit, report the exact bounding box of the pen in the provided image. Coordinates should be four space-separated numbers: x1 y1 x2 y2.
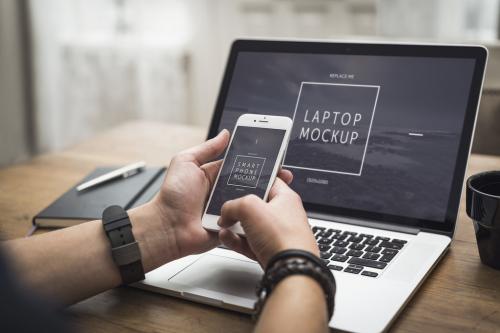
76 161 146 192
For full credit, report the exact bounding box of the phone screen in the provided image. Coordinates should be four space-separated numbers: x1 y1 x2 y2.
206 126 286 215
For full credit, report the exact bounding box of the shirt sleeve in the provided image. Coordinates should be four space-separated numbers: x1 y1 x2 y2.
0 251 69 333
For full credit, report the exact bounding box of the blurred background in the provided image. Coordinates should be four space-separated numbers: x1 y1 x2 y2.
1 0 500 167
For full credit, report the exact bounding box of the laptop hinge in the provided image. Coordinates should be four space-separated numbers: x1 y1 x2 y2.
307 211 421 235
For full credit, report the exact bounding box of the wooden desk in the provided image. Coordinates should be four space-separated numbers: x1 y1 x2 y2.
0 121 499 332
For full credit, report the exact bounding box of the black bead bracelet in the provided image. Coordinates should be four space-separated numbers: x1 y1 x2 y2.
254 249 336 320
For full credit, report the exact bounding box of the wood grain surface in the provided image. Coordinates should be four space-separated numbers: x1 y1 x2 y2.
0 121 499 332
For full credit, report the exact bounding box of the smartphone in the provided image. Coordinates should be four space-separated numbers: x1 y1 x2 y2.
202 114 293 235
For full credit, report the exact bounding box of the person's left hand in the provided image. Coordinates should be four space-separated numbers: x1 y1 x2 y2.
129 129 229 269
153 129 231 257
129 129 292 271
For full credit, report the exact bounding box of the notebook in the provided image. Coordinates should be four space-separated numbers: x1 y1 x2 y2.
33 166 166 228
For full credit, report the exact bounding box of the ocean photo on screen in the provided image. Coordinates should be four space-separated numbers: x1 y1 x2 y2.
216 52 475 222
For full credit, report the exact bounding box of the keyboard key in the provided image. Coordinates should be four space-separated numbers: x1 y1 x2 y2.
349 243 365 251
331 254 348 262
333 240 349 248
315 234 322 240
320 251 332 259
363 252 380 260
318 238 333 245
379 241 404 250
342 231 358 236
321 259 330 265
331 246 347 254
348 264 364 270
317 230 333 238
361 271 378 277
346 250 363 257
392 238 407 244
328 229 341 233
365 246 382 253
312 226 325 233
364 238 379 246
319 244 331 252
379 255 395 263
375 236 390 241
348 257 387 270
344 267 361 274
332 233 348 240
347 236 364 243
328 264 343 271
381 248 398 255
360 233 374 238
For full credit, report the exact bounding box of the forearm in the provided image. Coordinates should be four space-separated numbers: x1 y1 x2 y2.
254 275 329 333
1 202 173 306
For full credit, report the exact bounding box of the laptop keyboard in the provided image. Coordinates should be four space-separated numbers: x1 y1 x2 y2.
312 226 407 278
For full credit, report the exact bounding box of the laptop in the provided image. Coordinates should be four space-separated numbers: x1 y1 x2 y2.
135 40 487 333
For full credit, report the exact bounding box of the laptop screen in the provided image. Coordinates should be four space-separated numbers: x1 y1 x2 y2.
210 43 485 231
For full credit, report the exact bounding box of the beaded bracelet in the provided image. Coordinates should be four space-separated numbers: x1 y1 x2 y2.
253 249 336 320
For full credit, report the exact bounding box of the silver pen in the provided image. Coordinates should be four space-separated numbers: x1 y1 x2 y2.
76 161 146 192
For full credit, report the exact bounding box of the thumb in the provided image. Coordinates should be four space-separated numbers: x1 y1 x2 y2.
182 129 230 166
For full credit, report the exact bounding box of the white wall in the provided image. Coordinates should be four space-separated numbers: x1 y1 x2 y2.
0 0 30 167
29 0 192 153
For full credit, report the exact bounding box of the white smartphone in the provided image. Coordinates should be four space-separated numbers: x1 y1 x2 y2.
202 113 293 235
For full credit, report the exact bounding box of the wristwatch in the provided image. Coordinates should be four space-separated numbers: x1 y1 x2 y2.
102 205 145 284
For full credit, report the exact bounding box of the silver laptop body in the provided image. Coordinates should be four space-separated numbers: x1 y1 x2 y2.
134 40 487 333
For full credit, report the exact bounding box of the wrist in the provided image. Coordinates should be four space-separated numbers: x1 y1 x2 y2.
255 249 336 320
261 275 329 330
128 201 180 272
273 275 326 304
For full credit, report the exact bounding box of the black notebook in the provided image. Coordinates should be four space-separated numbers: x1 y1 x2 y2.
33 166 166 228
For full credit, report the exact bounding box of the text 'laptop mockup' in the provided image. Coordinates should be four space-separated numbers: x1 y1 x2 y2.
135 40 487 333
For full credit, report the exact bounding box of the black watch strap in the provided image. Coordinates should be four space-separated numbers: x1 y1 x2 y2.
102 205 145 285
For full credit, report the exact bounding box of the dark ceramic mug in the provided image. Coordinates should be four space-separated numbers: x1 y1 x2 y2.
466 171 500 269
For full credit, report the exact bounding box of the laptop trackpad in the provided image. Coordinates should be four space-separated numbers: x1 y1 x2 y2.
169 254 262 299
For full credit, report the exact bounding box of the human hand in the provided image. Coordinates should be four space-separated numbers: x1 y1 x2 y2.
129 130 229 270
130 130 295 271
217 177 319 267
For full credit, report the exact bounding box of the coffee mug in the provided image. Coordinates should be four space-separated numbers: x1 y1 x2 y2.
466 171 500 269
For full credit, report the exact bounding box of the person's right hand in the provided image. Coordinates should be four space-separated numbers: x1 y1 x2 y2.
217 178 319 267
